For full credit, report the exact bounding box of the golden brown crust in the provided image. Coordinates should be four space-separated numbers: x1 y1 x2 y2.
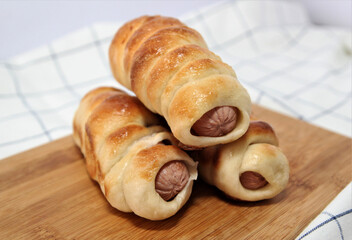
130 25 206 102
168 75 227 120
72 87 197 220
109 15 251 147
98 125 163 181
107 125 145 146
73 86 162 180
243 121 279 146
109 16 150 87
124 16 183 81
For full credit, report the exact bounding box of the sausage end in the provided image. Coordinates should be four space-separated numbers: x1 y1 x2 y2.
240 171 268 190
155 161 190 201
191 106 238 137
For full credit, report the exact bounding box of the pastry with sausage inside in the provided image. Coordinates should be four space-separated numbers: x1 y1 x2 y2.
193 121 289 201
73 87 197 220
109 15 251 149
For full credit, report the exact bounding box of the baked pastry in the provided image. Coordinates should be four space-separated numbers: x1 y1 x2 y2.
109 15 251 149
73 87 197 220
193 121 289 201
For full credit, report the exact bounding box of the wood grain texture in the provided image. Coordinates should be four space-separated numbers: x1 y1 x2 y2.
0 105 351 239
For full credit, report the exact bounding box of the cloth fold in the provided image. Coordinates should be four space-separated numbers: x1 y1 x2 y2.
296 182 352 240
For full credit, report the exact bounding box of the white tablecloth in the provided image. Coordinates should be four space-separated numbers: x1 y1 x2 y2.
0 1 351 238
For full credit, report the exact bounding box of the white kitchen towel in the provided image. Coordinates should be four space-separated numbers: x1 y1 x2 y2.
1 0 350 160
0 1 351 238
296 182 352 240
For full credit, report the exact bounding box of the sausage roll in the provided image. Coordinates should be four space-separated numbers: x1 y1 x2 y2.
193 121 289 201
73 87 197 220
109 15 251 149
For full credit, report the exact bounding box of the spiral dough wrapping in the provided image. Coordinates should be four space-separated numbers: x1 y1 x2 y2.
73 87 197 220
109 15 251 149
194 121 289 201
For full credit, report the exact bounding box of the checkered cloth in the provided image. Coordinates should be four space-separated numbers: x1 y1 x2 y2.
0 0 351 238
297 182 352 240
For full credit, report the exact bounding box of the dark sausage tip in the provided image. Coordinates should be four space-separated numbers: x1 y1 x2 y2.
240 171 268 190
155 161 190 201
191 106 238 137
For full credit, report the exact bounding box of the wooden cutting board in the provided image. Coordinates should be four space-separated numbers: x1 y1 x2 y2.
0 105 351 239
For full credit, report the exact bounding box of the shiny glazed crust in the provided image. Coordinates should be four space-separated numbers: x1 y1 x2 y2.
194 121 289 201
109 15 251 148
73 87 197 220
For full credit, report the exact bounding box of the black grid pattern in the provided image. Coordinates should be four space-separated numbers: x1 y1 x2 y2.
298 209 352 240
